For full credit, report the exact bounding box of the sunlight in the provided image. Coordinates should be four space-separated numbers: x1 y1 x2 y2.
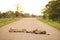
0 0 50 15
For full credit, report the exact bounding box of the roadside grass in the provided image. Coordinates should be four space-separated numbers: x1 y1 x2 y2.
38 17 60 30
0 18 21 27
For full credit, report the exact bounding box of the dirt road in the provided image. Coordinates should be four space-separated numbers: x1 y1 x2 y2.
0 18 60 40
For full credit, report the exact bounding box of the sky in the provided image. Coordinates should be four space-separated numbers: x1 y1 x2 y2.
0 0 50 15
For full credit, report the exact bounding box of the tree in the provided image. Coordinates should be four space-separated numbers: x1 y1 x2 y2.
6 10 14 18
15 3 20 12
15 3 23 17
0 11 2 18
42 0 60 22
15 3 22 12
14 11 19 17
2 12 8 18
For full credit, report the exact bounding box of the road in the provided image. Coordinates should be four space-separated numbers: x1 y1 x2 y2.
0 18 60 40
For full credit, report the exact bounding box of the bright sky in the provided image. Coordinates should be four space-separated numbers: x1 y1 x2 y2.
0 0 50 15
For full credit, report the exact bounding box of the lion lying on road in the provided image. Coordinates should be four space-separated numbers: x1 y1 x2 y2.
9 28 46 34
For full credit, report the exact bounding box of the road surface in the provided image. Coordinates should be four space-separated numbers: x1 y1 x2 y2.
0 18 60 40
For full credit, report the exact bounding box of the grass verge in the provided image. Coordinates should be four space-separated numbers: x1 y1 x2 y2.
0 18 21 27
38 17 60 30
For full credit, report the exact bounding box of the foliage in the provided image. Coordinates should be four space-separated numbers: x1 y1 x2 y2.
0 10 31 18
42 0 60 22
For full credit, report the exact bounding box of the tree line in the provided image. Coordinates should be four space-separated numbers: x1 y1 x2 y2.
0 11 22 18
0 10 37 18
42 0 60 23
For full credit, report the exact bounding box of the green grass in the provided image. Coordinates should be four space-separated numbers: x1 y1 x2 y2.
38 17 60 30
0 18 21 27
